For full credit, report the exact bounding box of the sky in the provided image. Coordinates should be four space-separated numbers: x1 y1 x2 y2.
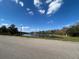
0 0 79 32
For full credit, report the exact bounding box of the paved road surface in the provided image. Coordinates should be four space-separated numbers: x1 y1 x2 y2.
0 35 79 59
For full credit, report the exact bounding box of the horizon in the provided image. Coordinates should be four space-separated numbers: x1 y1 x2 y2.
0 0 79 32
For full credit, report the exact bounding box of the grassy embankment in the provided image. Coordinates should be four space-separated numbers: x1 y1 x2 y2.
21 35 79 42
58 35 79 42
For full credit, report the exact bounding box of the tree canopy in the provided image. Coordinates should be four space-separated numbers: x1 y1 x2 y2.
0 24 20 36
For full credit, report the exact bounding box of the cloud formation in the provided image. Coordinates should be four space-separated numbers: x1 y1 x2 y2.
12 0 24 7
26 8 31 11
28 11 34 15
64 24 71 27
34 0 42 8
18 26 30 32
26 8 34 15
0 23 9 27
46 0 63 15
33 0 63 16
48 20 54 25
11 0 63 16
46 0 52 4
19 1 24 7
38 9 45 14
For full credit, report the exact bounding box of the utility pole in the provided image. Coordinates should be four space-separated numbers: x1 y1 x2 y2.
48 21 53 36
20 24 23 36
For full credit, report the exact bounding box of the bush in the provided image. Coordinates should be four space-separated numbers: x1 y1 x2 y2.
66 24 79 37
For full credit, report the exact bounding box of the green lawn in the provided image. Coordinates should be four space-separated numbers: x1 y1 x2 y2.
50 35 79 42
61 36 79 42
21 35 79 42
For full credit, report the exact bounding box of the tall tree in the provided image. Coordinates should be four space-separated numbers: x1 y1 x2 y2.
66 23 79 36
0 26 7 34
8 24 18 35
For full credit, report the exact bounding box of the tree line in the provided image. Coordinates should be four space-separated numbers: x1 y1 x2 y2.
54 23 79 37
66 23 79 36
0 24 22 36
0 23 79 37
31 22 79 37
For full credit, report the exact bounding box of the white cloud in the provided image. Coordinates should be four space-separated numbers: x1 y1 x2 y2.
64 24 70 27
29 28 40 32
48 21 53 24
26 8 31 11
18 26 30 32
34 0 42 8
34 0 45 15
22 26 30 32
33 0 63 16
46 0 52 4
12 0 63 16
22 26 30 29
46 0 63 15
38 9 45 14
28 11 34 15
12 0 24 7
19 1 24 7
26 8 34 15
64 24 73 27
15 0 19 4
0 23 10 27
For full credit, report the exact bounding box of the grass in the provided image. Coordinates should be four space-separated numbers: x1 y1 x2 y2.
20 35 79 42
49 35 79 42
61 36 79 42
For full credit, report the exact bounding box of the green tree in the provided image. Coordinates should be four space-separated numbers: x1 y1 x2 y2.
66 24 79 36
0 26 8 34
8 24 18 35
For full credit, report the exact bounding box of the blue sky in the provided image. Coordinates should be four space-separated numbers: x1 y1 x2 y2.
0 0 79 32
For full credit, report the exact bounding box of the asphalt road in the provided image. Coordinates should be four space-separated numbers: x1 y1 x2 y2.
0 35 79 59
